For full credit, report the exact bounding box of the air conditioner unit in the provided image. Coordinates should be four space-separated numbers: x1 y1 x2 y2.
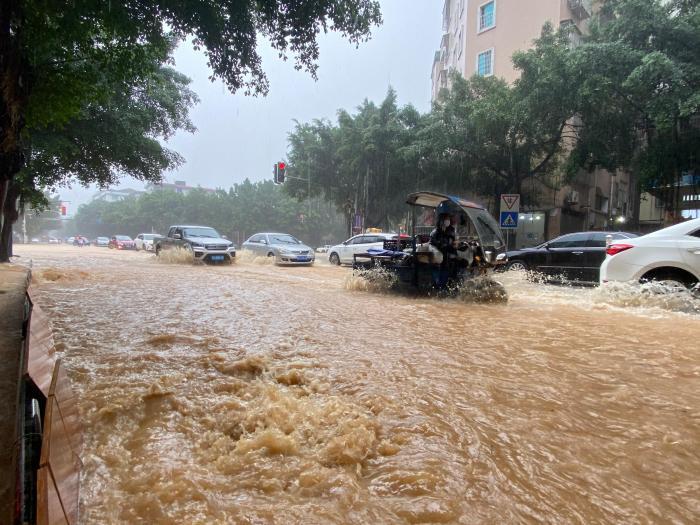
565 190 579 205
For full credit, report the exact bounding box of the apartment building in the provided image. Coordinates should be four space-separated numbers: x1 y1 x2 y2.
431 0 592 97
429 0 640 247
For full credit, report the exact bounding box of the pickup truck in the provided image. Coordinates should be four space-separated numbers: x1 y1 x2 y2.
154 225 236 264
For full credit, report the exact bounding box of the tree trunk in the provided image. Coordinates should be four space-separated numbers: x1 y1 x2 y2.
0 0 31 261
0 180 19 261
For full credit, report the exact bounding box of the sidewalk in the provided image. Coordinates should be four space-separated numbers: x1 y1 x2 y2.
0 265 30 525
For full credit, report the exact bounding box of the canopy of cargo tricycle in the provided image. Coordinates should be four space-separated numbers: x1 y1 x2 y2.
405 192 506 259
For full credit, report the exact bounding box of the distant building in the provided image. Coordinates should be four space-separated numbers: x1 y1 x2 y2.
431 0 592 99
145 180 217 195
91 188 145 203
429 1 642 247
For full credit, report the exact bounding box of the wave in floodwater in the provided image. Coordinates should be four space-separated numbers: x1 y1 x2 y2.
500 269 700 316
343 267 398 293
236 249 275 265
592 280 700 314
154 247 195 265
76 341 391 523
345 267 508 303
34 268 91 283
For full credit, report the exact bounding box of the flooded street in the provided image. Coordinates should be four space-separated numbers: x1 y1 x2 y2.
16 245 700 524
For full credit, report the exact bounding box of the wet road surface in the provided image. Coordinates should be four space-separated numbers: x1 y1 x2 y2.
16 244 700 524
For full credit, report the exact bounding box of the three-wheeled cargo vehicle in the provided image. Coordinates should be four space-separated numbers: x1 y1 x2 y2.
352 192 508 296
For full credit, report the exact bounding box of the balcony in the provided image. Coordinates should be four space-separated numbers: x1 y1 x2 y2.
567 0 591 20
442 0 451 32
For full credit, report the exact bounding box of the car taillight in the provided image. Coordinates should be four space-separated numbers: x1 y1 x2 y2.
606 243 633 256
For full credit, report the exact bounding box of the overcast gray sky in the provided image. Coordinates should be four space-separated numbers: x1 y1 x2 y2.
61 0 443 212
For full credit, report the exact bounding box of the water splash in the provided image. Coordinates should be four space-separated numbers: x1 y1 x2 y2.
154 247 195 265
453 276 508 303
592 280 700 314
343 267 398 293
499 270 700 316
237 249 275 265
35 268 90 283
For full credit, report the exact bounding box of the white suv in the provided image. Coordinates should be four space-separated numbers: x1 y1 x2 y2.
328 233 397 265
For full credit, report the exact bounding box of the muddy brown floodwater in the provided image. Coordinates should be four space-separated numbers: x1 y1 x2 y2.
15 244 700 524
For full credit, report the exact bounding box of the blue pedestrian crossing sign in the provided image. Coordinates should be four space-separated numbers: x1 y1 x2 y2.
500 211 518 229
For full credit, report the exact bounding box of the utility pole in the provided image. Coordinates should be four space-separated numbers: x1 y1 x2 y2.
21 208 27 243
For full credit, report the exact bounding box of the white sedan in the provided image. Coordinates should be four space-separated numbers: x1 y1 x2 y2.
600 218 700 288
328 233 397 265
135 233 160 251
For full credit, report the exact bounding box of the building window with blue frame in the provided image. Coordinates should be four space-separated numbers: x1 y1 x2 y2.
479 1 496 32
477 49 493 76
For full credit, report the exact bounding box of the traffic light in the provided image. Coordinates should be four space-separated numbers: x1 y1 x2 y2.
273 161 287 184
60 204 67 216
277 161 286 183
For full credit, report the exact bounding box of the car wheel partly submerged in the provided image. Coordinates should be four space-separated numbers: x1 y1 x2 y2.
640 270 697 293
506 260 528 272
329 252 340 266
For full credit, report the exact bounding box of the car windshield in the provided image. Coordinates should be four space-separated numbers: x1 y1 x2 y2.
270 234 300 245
183 227 219 238
143 234 157 240
115 235 132 241
98 237 108 241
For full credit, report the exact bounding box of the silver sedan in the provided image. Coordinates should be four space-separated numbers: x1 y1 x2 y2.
241 233 315 265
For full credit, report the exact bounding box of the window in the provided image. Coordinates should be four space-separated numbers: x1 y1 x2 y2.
586 233 607 247
477 49 493 76
548 233 589 249
478 1 496 32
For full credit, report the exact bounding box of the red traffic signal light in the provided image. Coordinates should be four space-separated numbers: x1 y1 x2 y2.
60 205 67 216
274 161 286 184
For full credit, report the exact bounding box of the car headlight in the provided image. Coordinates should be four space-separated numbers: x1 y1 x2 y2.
191 242 204 248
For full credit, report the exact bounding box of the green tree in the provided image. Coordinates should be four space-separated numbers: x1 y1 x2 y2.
21 193 63 240
568 0 700 215
73 182 346 247
428 24 579 212
0 59 199 259
286 88 424 234
0 0 382 261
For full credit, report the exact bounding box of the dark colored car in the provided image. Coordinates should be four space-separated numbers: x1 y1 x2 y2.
505 231 638 284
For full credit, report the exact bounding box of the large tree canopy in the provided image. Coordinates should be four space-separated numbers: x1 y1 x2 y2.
285 0 699 230
569 0 700 194
286 88 428 232
285 26 580 228
0 0 382 260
